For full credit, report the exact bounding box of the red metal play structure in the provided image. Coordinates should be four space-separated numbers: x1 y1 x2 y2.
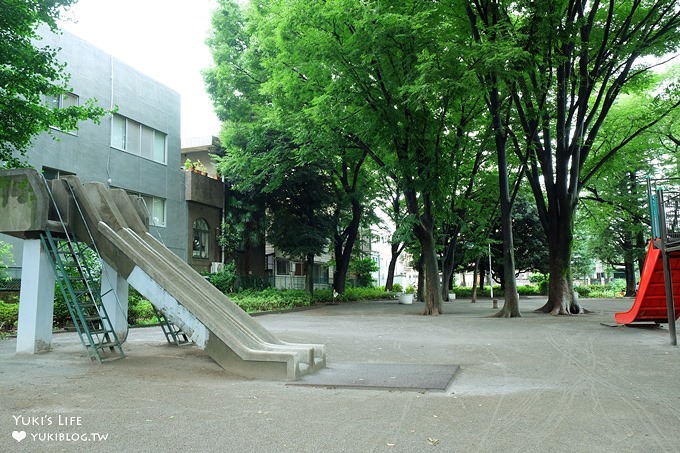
614 241 680 323
614 180 679 345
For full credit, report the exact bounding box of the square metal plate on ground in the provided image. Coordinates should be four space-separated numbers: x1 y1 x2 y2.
289 363 459 392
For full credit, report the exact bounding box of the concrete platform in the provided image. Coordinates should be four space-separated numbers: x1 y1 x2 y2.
289 363 459 392
2 297 680 452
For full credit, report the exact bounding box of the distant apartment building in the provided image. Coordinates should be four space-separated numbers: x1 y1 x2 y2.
2 28 186 267
181 136 226 272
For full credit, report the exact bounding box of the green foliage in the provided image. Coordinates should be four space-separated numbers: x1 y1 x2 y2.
452 286 501 298
312 287 395 303
0 301 19 331
52 294 71 327
1 0 107 167
350 257 379 287
228 286 395 312
528 273 549 295
575 280 627 298
209 262 237 294
391 283 403 293
501 196 549 275
0 241 13 280
128 289 156 325
231 289 311 313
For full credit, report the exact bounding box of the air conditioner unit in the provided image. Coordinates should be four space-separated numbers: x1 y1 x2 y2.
210 262 224 273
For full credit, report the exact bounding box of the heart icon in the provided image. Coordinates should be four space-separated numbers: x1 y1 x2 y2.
12 431 27 442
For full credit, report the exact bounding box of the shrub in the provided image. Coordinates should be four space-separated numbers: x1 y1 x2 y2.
231 289 311 313
0 301 19 331
391 283 403 293
128 289 156 325
350 257 379 287
53 289 73 328
316 287 394 303
209 263 237 293
516 285 539 295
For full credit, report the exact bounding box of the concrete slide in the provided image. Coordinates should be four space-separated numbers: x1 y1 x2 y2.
56 176 325 379
615 240 680 325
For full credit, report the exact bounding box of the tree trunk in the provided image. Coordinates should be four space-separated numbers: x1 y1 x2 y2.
384 242 403 292
471 257 480 303
414 254 424 302
332 198 362 293
489 85 520 318
624 258 636 297
305 253 315 296
479 266 486 291
538 213 583 314
441 258 454 302
636 230 645 281
417 229 443 315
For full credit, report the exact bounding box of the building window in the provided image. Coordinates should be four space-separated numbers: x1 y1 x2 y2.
192 218 210 259
45 92 79 134
276 259 289 275
128 193 166 227
110 114 167 164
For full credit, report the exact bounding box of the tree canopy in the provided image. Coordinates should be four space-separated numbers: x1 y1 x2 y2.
206 0 680 316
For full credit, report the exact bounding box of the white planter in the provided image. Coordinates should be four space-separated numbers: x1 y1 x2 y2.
398 293 414 304
448 293 456 301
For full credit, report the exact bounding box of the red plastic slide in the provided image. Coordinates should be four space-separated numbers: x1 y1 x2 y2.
615 241 680 324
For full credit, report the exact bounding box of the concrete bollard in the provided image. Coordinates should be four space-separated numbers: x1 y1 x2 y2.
492 299 498 309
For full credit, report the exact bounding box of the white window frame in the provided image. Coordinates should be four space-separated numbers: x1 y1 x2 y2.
111 114 167 164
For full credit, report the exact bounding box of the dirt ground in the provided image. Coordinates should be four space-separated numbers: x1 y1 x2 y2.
1 297 679 453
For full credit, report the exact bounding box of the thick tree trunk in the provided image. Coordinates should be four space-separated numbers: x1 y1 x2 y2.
538 214 583 315
417 229 443 315
415 255 425 302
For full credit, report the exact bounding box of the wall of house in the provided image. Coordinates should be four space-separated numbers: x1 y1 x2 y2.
3 28 186 266
187 202 222 273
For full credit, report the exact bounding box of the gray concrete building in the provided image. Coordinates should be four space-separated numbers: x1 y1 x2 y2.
3 27 186 265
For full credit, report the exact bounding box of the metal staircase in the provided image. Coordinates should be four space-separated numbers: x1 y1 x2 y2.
153 306 191 346
39 176 125 362
41 230 125 361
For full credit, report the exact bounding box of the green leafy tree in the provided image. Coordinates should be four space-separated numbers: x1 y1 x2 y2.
1 0 106 167
463 1 526 317
244 0 485 315
491 195 549 281
205 0 376 295
464 0 680 314
350 257 379 288
266 163 335 296
374 173 409 292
